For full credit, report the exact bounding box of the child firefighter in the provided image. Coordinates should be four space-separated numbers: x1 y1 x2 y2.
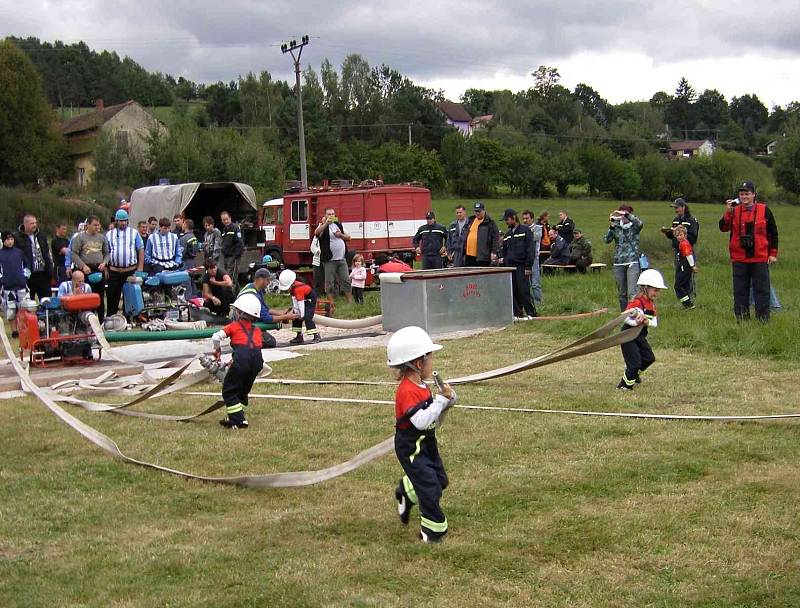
617 269 666 391
673 224 697 309
211 293 264 429
388 326 456 543
277 269 321 344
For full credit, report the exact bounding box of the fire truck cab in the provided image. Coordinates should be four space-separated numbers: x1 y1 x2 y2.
258 181 431 268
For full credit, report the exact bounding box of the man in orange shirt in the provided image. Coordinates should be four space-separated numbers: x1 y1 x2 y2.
462 202 500 266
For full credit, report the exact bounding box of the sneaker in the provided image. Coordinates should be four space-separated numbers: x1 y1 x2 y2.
634 376 642 384
513 316 526 322
219 418 249 429
395 484 412 525
419 530 446 544
288 334 304 345
616 380 634 391
312 334 322 343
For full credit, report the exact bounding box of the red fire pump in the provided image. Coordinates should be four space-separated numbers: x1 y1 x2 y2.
17 293 103 367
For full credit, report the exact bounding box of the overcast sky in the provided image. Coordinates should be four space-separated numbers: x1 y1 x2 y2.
2 0 799 108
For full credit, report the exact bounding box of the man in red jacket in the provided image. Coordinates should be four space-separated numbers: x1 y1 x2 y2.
718 181 778 322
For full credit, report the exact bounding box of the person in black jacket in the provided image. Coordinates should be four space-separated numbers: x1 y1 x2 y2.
555 210 575 244
413 211 447 269
51 221 70 285
462 201 500 266
499 209 537 319
219 210 244 289
16 213 53 300
661 198 700 299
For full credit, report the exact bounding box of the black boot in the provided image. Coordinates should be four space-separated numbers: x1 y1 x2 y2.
288 334 304 345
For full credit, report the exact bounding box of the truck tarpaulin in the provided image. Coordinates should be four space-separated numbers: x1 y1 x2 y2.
129 182 257 225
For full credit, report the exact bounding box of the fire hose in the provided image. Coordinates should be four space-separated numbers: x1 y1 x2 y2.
3 312 648 488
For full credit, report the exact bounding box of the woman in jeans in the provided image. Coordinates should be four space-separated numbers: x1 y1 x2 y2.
604 205 643 311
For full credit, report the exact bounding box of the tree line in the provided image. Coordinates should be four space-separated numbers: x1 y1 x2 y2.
3 36 800 202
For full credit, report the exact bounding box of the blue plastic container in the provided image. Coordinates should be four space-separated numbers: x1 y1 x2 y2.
123 282 144 316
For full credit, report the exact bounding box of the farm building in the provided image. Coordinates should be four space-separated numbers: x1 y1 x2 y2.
59 100 167 187
668 139 715 159
438 100 473 136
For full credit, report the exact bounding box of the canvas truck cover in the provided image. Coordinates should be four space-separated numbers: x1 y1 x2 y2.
129 182 257 225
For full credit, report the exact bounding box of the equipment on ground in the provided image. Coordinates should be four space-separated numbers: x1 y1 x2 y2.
125 270 191 322
17 293 102 366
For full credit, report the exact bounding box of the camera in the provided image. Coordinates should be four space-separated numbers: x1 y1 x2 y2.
739 233 754 250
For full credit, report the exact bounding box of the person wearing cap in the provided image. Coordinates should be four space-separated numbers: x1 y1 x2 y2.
462 202 500 266
446 205 468 267
413 211 448 270
555 210 575 244
604 205 643 311
105 208 144 316
70 215 109 319
0 230 30 338
211 293 265 429
15 213 53 302
202 259 235 317
277 269 321 344
237 268 298 348
568 228 593 273
499 209 537 320
719 180 779 322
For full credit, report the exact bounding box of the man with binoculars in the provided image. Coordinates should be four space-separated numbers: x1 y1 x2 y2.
719 181 779 322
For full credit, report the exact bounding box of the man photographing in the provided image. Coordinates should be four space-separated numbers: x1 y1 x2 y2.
718 181 778 322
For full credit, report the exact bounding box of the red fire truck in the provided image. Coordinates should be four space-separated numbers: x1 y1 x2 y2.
258 180 431 268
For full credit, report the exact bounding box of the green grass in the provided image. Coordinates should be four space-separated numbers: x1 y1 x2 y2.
1 198 799 607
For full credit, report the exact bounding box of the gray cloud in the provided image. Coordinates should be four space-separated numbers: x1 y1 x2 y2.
2 0 799 96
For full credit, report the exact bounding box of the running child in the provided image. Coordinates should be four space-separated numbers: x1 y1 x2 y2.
673 225 697 309
349 254 367 304
278 269 321 344
211 293 264 429
388 326 457 543
617 269 666 391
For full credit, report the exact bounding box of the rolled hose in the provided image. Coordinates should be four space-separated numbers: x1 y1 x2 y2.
104 323 281 342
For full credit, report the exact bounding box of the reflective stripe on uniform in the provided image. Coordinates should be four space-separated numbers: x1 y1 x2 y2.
226 404 244 414
409 434 425 463
402 475 418 504
420 516 448 533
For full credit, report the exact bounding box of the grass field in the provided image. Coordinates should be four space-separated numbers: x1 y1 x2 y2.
1 198 799 607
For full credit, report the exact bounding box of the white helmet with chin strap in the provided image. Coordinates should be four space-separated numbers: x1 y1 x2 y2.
232 293 262 318
637 269 667 290
386 326 443 367
278 269 296 291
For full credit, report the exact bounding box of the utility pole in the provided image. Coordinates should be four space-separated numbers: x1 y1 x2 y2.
281 35 310 190
408 123 412 146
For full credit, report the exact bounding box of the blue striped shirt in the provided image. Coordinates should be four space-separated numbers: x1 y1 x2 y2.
106 227 143 268
57 281 93 297
145 231 183 269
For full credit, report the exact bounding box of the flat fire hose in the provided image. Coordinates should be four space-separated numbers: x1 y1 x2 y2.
1 316 395 488
3 312 659 489
312 314 382 329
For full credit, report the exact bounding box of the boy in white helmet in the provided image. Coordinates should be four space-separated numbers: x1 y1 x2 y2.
388 326 457 543
211 293 264 429
617 269 666 391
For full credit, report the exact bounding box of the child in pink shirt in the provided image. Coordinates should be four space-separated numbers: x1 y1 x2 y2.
349 254 367 304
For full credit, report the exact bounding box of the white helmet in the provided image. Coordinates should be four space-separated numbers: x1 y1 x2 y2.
637 269 667 289
386 326 442 367
278 269 296 291
232 293 262 318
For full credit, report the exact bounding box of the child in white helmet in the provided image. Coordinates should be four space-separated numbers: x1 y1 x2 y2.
388 326 457 543
278 269 321 344
211 293 264 428
617 268 666 390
